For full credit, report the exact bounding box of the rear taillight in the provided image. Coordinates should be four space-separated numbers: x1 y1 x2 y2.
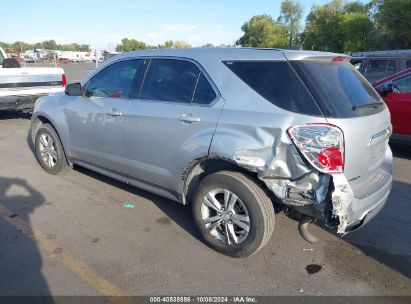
288 124 344 174
62 74 67 87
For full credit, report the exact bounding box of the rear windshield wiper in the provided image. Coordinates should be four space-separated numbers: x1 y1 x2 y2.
352 102 384 111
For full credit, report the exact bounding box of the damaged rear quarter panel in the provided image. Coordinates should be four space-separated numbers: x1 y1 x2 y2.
206 71 366 234
208 90 331 207
209 107 356 233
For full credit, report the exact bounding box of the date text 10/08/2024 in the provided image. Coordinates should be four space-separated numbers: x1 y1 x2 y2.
149 297 257 303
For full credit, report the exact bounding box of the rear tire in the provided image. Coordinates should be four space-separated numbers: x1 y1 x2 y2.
192 171 275 257
35 124 69 175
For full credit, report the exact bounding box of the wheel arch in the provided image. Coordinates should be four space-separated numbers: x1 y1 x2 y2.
183 157 275 205
31 113 71 165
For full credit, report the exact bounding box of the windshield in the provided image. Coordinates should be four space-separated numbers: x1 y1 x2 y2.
291 60 384 118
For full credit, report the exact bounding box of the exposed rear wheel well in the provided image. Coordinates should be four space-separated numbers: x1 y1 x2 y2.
183 158 276 205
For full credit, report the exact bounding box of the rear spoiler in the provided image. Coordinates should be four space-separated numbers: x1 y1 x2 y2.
282 50 351 62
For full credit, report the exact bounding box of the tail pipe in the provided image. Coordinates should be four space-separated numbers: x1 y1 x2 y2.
298 215 320 244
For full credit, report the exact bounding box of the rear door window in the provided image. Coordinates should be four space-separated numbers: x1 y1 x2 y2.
363 59 396 83
193 73 217 104
0 51 4 65
85 60 142 98
140 59 199 103
223 61 322 116
393 73 411 93
385 60 396 77
291 60 384 118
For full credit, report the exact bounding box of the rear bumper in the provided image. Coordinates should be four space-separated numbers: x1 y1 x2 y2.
345 147 393 232
0 94 47 111
391 133 411 143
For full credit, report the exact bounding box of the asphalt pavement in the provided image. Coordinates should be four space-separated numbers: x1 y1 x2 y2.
0 63 410 298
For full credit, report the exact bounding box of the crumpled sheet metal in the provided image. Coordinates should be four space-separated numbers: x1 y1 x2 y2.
232 142 353 233
233 141 310 180
331 174 354 234
263 173 331 206
233 142 328 205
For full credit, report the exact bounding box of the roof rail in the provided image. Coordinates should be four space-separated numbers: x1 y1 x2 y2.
351 49 411 57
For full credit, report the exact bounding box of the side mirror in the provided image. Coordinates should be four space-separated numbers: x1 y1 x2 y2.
377 83 393 97
65 83 82 96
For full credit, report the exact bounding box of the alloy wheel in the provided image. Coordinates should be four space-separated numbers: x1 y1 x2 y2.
201 188 250 245
38 133 57 168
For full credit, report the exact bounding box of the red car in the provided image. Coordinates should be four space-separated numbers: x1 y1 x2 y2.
373 68 411 139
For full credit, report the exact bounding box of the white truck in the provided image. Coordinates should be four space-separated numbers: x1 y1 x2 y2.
0 47 65 111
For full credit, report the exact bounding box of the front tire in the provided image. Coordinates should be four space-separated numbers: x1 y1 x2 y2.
192 171 275 257
35 124 69 175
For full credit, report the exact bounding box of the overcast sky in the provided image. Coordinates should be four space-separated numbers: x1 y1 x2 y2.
1 0 343 50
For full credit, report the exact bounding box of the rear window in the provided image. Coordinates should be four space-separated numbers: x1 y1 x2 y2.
291 60 384 118
223 61 322 116
363 59 396 83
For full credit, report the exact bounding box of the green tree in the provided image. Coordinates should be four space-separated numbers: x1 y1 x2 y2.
61 44 76 51
345 1 369 14
173 40 191 48
217 43 232 48
12 41 32 52
278 0 303 45
42 40 58 50
339 12 373 52
78 44 91 52
302 0 345 51
33 42 43 49
157 40 191 49
301 0 373 52
371 0 411 49
158 40 174 48
0 40 90 52
236 14 288 48
115 38 147 52
202 43 215 48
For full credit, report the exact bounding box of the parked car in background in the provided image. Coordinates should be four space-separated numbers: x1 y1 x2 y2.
0 47 66 111
353 54 411 83
374 68 411 139
31 48 393 257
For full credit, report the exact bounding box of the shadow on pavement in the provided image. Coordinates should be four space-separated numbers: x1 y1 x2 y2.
27 126 201 246
74 157 411 281
390 140 411 160
331 141 411 280
343 179 411 280
0 177 53 300
73 166 202 241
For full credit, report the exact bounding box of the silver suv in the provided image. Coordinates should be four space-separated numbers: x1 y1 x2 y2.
31 48 393 257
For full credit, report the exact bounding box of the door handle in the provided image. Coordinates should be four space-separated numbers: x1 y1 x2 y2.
107 108 122 117
178 113 201 123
